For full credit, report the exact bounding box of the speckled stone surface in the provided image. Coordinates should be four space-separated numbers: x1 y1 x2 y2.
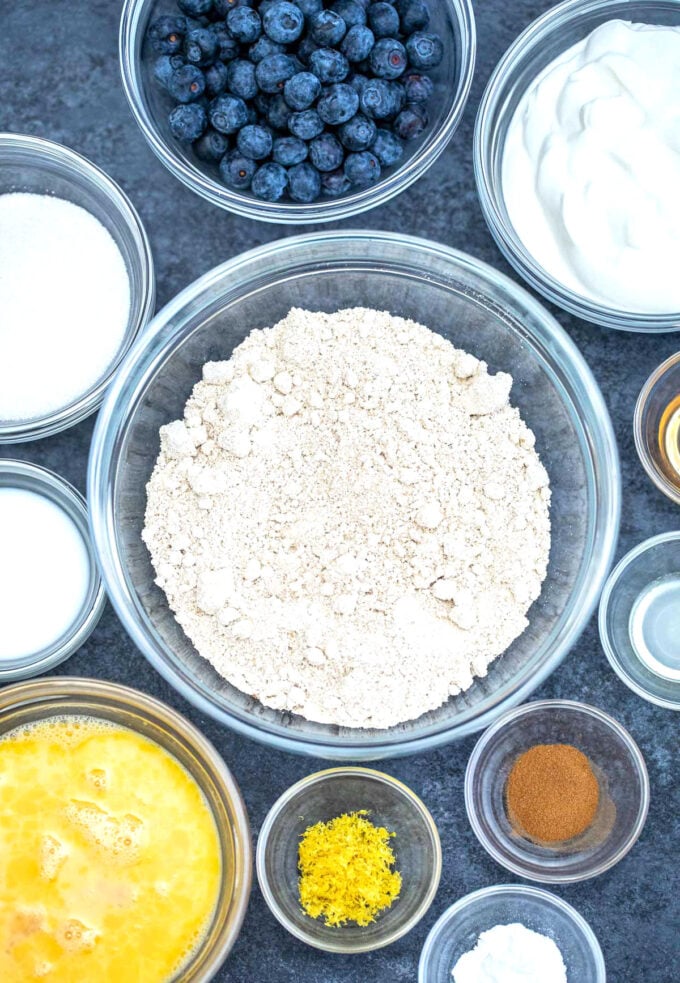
2 1 679 980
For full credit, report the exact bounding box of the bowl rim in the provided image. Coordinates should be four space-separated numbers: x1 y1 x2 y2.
118 0 476 224
598 531 680 709
87 229 621 759
633 353 680 506
0 131 156 443
418 883 607 982
0 675 253 980
255 765 442 954
464 698 651 883
473 0 680 332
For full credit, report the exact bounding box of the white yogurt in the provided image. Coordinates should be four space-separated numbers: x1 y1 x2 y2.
502 20 680 313
0 488 90 661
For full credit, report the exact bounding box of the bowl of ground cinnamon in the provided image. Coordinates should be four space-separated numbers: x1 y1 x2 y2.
464 699 649 883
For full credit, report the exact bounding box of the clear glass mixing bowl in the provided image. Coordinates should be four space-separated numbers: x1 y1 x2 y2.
88 232 621 758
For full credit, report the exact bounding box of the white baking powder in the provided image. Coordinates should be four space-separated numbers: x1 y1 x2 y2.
0 192 130 421
0 488 90 660
452 923 567 983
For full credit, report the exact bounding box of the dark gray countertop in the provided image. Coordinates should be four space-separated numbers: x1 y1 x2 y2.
3 1 679 980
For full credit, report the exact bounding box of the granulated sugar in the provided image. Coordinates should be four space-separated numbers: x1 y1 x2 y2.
143 308 551 729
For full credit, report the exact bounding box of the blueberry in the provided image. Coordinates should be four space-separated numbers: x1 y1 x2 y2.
209 93 249 132
331 0 366 28
367 2 399 38
317 82 359 125
347 72 369 95
194 127 229 161
310 10 346 46
219 150 257 189
309 48 349 83
148 16 187 55
405 32 443 69
396 0 430 34
341 25 374 62
227 58 258 99
309 132 344 171
267 93 293 130
394 102 427 139
297 37 320 65
402 71 433 103
167 64 206 103
249 36 285 62
344 149 381 186
251 161 289 200
288 108 324 140
263 1 305 42
338 112 376 150
177 0 211 16
370 37 407 79
256 53 298 93
237 123 274 159
205 60 230 95
168 102 207 141
292 0 323 15
359 78 403 119
153 54 184 88
321 167 351 196
287 161 321 202
273 135 308 165
184 26 218 66
213 24 240 61
284 71 321 110
371 127 404 165
214 0 255 15
226 6 262 42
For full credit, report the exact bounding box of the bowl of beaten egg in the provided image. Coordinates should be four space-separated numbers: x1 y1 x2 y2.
0 677 251 982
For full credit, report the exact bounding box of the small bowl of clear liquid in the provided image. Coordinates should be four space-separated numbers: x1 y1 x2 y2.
599 532 680 709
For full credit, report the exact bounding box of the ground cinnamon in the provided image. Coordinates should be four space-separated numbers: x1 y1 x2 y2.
505 743 599 843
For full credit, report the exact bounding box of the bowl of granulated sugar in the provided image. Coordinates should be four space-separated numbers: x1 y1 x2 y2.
0 133 155 443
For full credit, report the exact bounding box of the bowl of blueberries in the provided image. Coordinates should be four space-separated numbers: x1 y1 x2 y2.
120 0 475 221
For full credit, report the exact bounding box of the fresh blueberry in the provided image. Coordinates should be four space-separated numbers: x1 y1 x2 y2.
213 24 239 61
310 10 346 46
226 6 262 42
287 161 321 202
309 132 344 171
396 0 430 34
209 93 249 132
237 123 274 159
148 16 187 55
177 0 211 16
168 102 207 141
249 36 284 62
367 2 399 38
317 83 359 124
359 78 404 119
321 167 351 196
205 60 230 95
331 0 367 28
256 53 298 92
214 0 255 16
370 37 407 79
341 25 374 62
184 26 218 66
309 47 349 83
405 32 443 69
347 72 369 95
262 1 305 42
167 64 206 102
153 54 184 88
283 71 321 110
338 112 376 151
292 0 323 15
394 102 427 139
344 149 381 186
219 150 257 189
272 135 308 165
251 161 289 200
371 127 404 165
266 93 293 130
297 36 320 65
402 71 434 103
227 58 258 99
288 108 324 140
193 127 229 161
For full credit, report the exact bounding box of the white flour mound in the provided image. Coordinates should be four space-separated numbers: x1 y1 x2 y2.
143 308 551 729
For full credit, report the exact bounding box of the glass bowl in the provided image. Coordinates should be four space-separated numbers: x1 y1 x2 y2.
634 353 680 505
0 676 252 981
465 700 649 883
599 533 680 709
119 0 475 223
256 767 440 953
88 231 621 759
474 0 680 332
0 459 106 682
419 884 606 983
0 133 155 442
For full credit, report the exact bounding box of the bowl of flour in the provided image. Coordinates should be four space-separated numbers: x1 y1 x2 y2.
89 232 620 758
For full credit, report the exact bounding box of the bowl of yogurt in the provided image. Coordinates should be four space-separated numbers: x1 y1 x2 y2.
474 0 680 331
